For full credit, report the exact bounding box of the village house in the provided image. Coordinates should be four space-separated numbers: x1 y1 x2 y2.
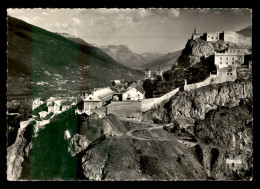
122 87 144 101
32 98 44 110
39 111 48 119
92 87 114 105
83 94 102 111
48 102 55 113
53 100 63 113
61 101 73 112
112 80 121 86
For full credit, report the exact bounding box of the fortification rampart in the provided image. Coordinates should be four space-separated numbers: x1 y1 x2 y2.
141 88 179 112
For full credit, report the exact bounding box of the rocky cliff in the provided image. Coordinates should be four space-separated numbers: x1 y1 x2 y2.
7 121 34 180
176 38 239 68
144 80 252 122
143 80 253 180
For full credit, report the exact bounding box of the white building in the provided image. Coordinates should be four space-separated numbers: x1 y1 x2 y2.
39 111 48 119
83 95 102 111
54 100 63 113
214 49 245 69
122 87 144 101
32 98 44 110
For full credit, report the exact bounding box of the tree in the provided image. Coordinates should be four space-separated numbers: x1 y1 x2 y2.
142 79 154 98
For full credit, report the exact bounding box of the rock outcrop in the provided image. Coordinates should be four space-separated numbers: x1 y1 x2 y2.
176 38 239 68
144 80 252 122
191 104 253 180
68 134 90 156
7 121 34 180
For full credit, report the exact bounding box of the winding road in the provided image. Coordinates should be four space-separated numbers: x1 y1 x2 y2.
124 123 197 147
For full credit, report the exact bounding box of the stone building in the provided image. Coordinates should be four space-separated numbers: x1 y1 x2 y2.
191 28 251 46
206 32 220 41
145 67 152 80
122 87 144 101
214 49 245 69
92 87 114 105
61 101 73 112
214 66 237 83
54 100 63 113
39 111 48 119
32 98 44 110
48 102 54 113
191 27 203 40
112 80 121 86
83 95 102 111
145 66 163 80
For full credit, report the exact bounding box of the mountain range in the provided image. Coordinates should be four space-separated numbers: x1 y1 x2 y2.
7 16 144 100
99 45 161 70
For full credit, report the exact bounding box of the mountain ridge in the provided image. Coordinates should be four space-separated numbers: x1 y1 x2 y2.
7 16 144 100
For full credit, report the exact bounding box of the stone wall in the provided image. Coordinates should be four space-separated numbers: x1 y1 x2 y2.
140 88 179 112
35 120 50 126
107 101 142 122
20 118 35 129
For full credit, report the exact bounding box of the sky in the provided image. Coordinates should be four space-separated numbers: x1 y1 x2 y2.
7 8 252 54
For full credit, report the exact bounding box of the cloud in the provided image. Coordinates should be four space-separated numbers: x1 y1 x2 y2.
169 9 180 17
32 16 40 20
55 22 61 27
42 11 49 16
61 23 68 28
73 18 81 24
198 9 210 14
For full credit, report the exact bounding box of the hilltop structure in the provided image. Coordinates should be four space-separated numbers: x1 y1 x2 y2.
191 28 251 47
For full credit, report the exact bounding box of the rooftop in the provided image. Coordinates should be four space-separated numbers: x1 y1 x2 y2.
83 94 101 102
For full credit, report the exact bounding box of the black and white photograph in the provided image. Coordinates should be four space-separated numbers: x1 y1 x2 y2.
6 8 253 181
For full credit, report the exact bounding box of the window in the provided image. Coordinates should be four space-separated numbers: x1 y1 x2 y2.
226 62 228 64
220 62 222 64
232 62 234 65
226 57 228 60
232 57 234 60
220 57 222 60
227 73 229 75
230 73 233 75
212 37 214 39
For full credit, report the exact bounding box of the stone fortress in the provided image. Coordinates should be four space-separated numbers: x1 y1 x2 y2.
192 28 251 47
